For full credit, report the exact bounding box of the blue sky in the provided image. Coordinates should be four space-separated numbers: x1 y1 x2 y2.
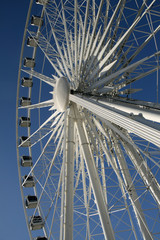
0 1 29 239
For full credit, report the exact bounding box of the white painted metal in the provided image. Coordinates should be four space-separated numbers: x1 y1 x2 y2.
61 1 74 79
70 94 160 147
19 99 53 110
54 77 70 112
84 0 104 62
90 52 160 90
121 134 160 207
74 104 115 240
78 0 90 72
22 69 56 86
74 0 78 87
63 106 75 240
111 132 153 240
92 98 160 123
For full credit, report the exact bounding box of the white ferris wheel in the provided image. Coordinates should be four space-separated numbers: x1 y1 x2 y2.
16 0 160 239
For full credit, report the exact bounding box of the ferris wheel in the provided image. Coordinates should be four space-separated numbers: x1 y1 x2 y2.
16 0 160 239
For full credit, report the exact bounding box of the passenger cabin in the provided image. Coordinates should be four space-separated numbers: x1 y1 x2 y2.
19 136 31 147
20 97 31 107
31 15 43 27
21 156 32 167
30 216 44 230
27 37 37 47
22 175 35 188
36 0 49 5
24 57 35 68
26 195 38 209
21 77 33 87
19 117 31 127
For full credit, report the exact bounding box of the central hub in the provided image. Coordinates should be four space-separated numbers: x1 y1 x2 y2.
54 77 70 112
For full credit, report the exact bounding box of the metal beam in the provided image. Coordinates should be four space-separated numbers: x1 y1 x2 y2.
122 134 160 207
111 131 153 240
70 94 160 147
96 98 160 123
63 106 75 240
73 104 115 240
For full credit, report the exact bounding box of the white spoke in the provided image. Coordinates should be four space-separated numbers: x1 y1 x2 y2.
90 52 160 90
70 94 160 147
19 99 53 109
78 0 90 72
63 106 75 240
84 0 104 61
22 69 56 86
18 111 59 147
74 104 115 240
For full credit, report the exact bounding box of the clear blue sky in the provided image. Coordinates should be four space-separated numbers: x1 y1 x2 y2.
0 0 29 239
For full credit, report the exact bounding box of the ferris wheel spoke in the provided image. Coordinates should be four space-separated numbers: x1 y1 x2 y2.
123 25 160 68
78 0 90 73
147 11 159 51
73 157 82 196
70 94 160 147
90 52 160 90
87 58 117 85
122 0 156 44
105 122 160 209
48 164 63 240
74 0 78 83
31 129 53 148
28 30 63 77
84 36 110 79
45 13 72 81
82 122 109 206
33 131 64 216
69 31 74 64
18 111 59 147
28 112 64 147
56 58 66 75
61 1 74 78
89 3 157 86
61 106 75 240
75 130 80 171
93 0 124 59
83 21 91 58
92 0 96 24
120 135 160 208
103 0 109 32
84 0 104 62
112 67 160 95
112 43 134 72
81 156 88 210
50 112 64 128
111 131 153 240
23 130 56 184
86 25 102 65
91 116 135 206
101 133 138 236
22 69 56 86
19 99 53 109
95 97 160 122
85 112 126 200
74 104 115 240
110 1 126 49
54 124 64 143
